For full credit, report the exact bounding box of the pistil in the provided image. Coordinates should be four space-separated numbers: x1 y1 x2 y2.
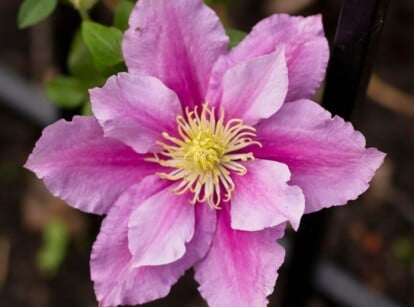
148 104 261 209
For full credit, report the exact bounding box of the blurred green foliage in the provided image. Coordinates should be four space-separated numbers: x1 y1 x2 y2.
37 219 69 275
44 0 131 113
205 0 232 6
392 238 414 263
18 0 58 29
67 31 105 83
113 0 135 31
19 0 246 114
70 0 99 13
45 76 86 108
226 29 247 49
81 21 124 66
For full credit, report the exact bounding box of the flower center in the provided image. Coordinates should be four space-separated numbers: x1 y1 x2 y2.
148 104 261 209
186 130 224 171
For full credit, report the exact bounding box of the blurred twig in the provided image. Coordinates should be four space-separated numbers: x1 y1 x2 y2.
267 0 316 14
0 237 10 289
368 73 414 117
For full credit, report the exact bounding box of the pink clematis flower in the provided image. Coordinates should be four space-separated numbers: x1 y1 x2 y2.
25 0 385 306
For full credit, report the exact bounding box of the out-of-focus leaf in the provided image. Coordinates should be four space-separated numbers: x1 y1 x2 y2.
45 76 86 108
37 220 69 275
226 28 247 49
100 61 128 76
69 0 98 11
68 31 104 81
392 238 414 262
113 0 135 31
82 21 124 66
82 101 93 115
18 0 58 29
205 0 232 6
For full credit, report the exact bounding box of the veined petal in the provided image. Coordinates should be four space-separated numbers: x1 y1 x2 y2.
215 48 288 126
123 0 229 109
208 14 328 102
231 159 304 231
24 116 160 215
92 176 217 307
127 187 195 267
195 208 286 307
254 99 385 213
90 73 182 154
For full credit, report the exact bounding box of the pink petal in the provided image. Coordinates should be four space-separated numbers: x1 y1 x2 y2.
254 99 385 213
127 187 195 267
208 14 329 102
90 73 181 154
211 48 288 126
91 176 217 307
194 209 286 307
231 159 304 231
122 0 228 109
24 116 160 215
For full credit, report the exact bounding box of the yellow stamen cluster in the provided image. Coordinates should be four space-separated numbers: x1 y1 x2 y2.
148 104 261 209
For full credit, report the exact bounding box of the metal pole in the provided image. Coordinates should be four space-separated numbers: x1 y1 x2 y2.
281 0 389 306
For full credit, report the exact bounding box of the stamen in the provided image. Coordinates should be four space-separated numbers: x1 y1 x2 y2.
148 103 261 209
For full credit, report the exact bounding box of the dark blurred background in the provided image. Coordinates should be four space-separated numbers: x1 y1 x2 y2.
1 0 414 306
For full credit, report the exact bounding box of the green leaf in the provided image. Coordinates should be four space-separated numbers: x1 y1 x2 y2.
82 21 124 66
68 31 102 80
37 220 69 275
205 0 232 6
81 101 93 115
18 0 58 29
97 61 128 77
45 76 86 108
226 28 247 49
69 0 98 11
113 0 135 31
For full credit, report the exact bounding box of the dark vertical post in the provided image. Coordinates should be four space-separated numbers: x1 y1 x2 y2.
281 0 389 306
323 0 389 119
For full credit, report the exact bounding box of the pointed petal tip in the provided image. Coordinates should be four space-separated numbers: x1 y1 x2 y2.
220 47 289 126
254 99 386 214
24 116 160 215
230 159 305 232
211 13 329 102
